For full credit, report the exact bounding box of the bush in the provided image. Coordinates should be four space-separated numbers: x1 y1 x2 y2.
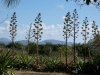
12 53 34 70
0 50 16 75
42 58 66 72
26 42 36 54
71 58 100 75
6 42 24 50
0 42 6 48
14 42 24 50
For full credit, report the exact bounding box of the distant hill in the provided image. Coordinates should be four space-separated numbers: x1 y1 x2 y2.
39 39 73 46
0 38 73 46
16 40 27 45
39 39 64 44
0 38 11 44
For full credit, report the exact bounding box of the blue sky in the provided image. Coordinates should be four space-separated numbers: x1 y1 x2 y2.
0 0 100 43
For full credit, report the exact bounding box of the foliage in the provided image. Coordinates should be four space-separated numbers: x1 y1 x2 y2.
12 53 33 70
40 58 66 72
39 45 51 56
75 43 90 57
0 51 16 75
66 0 100 9
0 42 6 48
14 42 24 50
2 0 20 8
71 57 100 75
27 42 36 54
39 42 52 56
6 42 24 50
6 42 13 49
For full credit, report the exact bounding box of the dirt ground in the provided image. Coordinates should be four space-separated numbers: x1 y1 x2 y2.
14 71 69 75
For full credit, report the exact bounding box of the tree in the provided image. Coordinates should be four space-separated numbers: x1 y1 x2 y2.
66 0 100 9
38 43 52 56
25 23 33 53
75 43 84 56
71 9 79 63
87 32 100 57
0 42 6 49
7 42 24 50
63 12 72 68
81 17 90 61
1 0 20 8
33 13 43 65
26 42 36 55
14 42 24 50
44 42 52 57
9 12 17 51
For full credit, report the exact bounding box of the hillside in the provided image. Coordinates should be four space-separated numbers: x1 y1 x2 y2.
0 38 73 46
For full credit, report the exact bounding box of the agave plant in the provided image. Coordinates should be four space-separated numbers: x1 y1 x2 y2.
43 57 65 72
0 50 16 75
14 53 34 70
71 58 100 75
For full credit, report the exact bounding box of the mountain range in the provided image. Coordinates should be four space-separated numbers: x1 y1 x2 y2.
0 38 73 46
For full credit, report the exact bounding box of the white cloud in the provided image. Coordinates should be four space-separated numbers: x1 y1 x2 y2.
41 23 64 41
62 16 65 20
57 3 64 9
0 27 5 33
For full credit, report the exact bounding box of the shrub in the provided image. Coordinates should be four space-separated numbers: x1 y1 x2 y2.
0 51 16 75
71 58 100 75
43 58 66 72
12 53 33 70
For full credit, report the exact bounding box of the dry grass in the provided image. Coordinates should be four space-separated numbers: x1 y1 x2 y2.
14 71 69 75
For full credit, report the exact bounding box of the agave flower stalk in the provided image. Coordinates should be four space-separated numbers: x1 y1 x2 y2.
81 17 90 61
63 12 72 67
33 13 43 65
71 9 79 63
9 12 17 52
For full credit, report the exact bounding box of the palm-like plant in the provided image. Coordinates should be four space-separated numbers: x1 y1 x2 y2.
33 13 43 65
2 0 20 8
